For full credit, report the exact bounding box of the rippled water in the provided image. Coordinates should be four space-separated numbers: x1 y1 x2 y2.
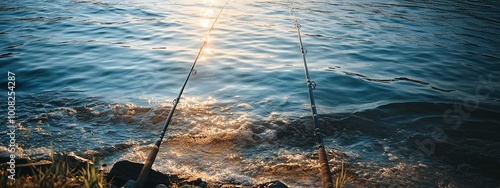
1 0 500 187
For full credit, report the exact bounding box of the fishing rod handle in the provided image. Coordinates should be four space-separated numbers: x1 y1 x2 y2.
318 146 334 188
134 145 160 188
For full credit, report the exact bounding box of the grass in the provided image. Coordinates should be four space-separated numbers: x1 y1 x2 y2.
79 161 108 188
0 150 110 188
335 163 351 188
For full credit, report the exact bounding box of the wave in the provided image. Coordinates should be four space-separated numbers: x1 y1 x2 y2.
107 101 500 187
1 90 498 187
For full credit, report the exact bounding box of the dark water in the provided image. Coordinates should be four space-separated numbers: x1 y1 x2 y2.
1 0 500 187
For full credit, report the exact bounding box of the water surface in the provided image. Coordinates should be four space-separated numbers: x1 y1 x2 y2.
1 0 499 186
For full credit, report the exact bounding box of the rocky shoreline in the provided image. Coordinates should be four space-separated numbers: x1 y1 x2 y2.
107 160 287 188
3 149 500 187
1 155 288 188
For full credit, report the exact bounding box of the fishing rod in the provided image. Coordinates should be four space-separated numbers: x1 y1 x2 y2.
133 1 230 187
289 2 334 188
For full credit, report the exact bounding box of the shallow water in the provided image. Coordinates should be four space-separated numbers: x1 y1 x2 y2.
1 0 500 187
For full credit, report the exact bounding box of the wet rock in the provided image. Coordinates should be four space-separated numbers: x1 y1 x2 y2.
124 180 136 188
106 160 171 188
178 177 208 188
105 161 288 188
169 174 181 183
10 160 53 177
61 152 94 169
0 156 35 177
155 184 169 188
0 156 30 164
258 180 288 188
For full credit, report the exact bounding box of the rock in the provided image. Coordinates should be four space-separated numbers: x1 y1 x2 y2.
62 152 94 170
199 181 208 188
258 180 288 188
10 160 53 177
169 174 180 183
155 184 169 188
179 177 207 188
106 160 171 188
124 180 136 188
0 156 30 164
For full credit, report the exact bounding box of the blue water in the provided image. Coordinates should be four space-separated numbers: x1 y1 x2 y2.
1 0 500 187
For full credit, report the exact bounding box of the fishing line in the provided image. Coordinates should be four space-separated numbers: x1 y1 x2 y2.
289 1 334 188
134 1 230 187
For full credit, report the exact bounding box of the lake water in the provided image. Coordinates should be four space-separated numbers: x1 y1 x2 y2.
1 0 500 187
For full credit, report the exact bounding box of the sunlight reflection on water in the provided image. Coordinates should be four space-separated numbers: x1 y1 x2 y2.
1 0 499 186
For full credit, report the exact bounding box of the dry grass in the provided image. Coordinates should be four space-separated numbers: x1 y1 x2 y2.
0 151 110 188
335 163 351 188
